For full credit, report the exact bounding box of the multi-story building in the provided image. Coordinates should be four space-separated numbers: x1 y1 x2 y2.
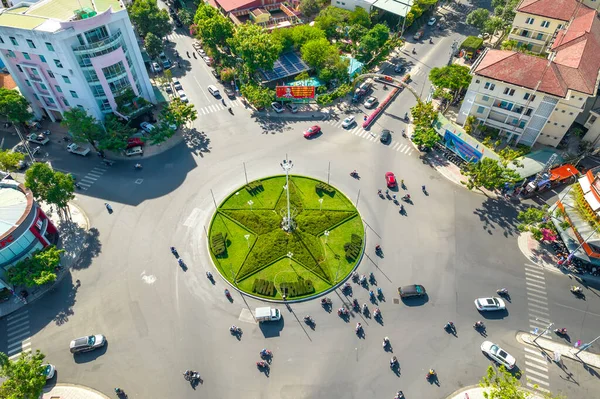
457 3 600 147
0 0 156 122
509 0 600 54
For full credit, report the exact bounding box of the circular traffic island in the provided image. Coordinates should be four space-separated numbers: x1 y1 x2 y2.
208 175 364 301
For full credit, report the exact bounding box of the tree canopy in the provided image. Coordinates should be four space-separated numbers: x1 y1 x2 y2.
272 25 326 51
462 157 521 191
145 32 164 60
480 365 564 399
6 246 64 288
299 0 328 17
60 108 102 150
25 162 75 212
160 98 197 128
0 350 47 399
348 6 371 28
228 23 282 73
412 127 441 149
193 2 234 50
240 83 274 109
466 8 490 30
128 0 172 39
98 115 137 152
0 149 25 171
411 101 437 127
429 65 472 99
0 88 33 124
315 6 351 39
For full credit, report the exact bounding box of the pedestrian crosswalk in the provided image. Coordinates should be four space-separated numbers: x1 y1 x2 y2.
324 119 414 155
77 164 109 191
197 99 243 116
522 263 551 393
5 311 31 360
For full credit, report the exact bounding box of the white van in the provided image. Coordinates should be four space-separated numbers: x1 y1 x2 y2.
207 85 220 97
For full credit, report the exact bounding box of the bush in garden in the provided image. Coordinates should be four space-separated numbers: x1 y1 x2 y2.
344 233 363 261
221 210 280 234
315 182 335 196
211 232 227 256
296 211 356 235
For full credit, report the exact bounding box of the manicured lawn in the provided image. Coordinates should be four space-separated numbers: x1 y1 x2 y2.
208 175 363 300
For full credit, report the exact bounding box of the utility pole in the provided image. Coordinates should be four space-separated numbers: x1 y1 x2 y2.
576 334 600 355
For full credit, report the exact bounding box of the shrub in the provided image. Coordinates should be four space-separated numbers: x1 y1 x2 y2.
221 210 280 234
279 276 314 297
315 182 335 196
246 180 264 195
252 279 276 296
211 232 227 256
344 233 363 261
296 211 356 235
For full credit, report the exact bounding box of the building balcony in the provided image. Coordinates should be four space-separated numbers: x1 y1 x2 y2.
485 117 525 134
114 88 153 120
72 30 123 55
509 29 548 44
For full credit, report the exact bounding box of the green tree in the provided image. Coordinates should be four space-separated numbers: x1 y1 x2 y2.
412 126 441 149
498 147 525 167
229 23 282 73
315 6 351 39
411 101 437 127
348 24 368 42
161 98 197 128
0 88 33 124
240 83 274 109
429 64 472 100
500 39 519 51
6 246 65 287
480 365 564 399
25 162 75 217
299 0 325 17
301 38 333 69
98 115 137 152
464 115 477 135
145 32 163 60
128 0 172 39
358 33 380 59
462 158 521 191
466 8 490 30
60 108 102 151
369 24 390 46
349 6 371 28
318 55 349 83
290 25 327 49
0 350 47 399
147 123 176 145
194 2 234 49
517 206 547 226
177 8 194 27
0 149 25 171
483 16 505 37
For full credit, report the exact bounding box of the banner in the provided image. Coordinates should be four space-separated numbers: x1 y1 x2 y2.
276 86 315 100
443 130 483 163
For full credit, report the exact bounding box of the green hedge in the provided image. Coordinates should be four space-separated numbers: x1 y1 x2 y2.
296 211 356 235
344 233 363 261
252 279 276 296
246 180 264 196
315 182 335 196
221 210 280 235
211 232 227 256
238 230 288 280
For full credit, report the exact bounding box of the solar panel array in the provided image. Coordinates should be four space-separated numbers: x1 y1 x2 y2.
260 52 310 82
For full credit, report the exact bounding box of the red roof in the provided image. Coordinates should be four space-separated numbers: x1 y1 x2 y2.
550 164 579 180
517 0 578 21
474 4 600 97
214 0 260 12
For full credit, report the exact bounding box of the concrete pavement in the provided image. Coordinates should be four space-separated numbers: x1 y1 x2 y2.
519 332 600 369
42 384 109 399
447 385 544 399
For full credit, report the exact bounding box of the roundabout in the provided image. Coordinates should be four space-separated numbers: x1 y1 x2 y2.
208 173 364 300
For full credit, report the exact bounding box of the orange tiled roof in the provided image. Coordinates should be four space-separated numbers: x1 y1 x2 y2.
517 0 579 21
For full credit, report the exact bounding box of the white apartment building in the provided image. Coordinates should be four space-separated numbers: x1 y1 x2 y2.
457 3 600 148
331 0 377 12
0 0 156 122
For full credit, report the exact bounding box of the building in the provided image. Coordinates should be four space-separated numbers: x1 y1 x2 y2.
0 181 58 292
0 0 156 122
210 0 301 28
332 0 377 12
457 3 600 147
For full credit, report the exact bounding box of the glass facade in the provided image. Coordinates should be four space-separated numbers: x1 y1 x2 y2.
0 231 42 265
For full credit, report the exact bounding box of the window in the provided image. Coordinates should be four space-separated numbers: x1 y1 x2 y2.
77 105 85 110
503 88 515 96
0 37 3 44
26 39 36 49
541 21 550 28
90 85 105 97
484 82 495 91
558 24 563 30
102 61 126 80
525 108 533 116
55 85 62 93
47 70 55 78
23 52 30 60
45 42 54 51
524 93 530 100
16 65 23 73
47 97 55 104
526 17 535 25
9 37 18 46
32 69 39 76
25 79 31 87
76 34 85 46
536 33 544 40
62 75 71 84
70 90 79 98
33 94 39 101
54 59 63 68
6 50 15 58
84 26 109 44
477 106 485 113
590 116 597 124
63 98 70 107
520 30 530 37
39 83 47 90
482 95 489 101
39 55 47 63
519 121 526 128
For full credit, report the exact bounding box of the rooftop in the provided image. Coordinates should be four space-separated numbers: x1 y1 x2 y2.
373 0 413 18
0 0 123 30
516 0 579 21
214 0 257 13
0 183 28 238
474 3 600 97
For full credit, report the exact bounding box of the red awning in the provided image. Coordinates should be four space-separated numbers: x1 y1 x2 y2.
550 164 579 181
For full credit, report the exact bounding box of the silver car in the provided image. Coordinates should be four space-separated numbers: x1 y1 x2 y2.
69 334 106 354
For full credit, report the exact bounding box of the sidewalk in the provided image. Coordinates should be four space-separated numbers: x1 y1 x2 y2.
446 385 544 399
518 331 600 369
0 201 90 318
42 384 109 399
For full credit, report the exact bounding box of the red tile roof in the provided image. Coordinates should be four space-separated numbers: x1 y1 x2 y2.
517 0 578 21
214 0 260 12
474 4 600 97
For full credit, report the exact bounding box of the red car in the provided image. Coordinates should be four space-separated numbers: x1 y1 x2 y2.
385 172 397 188
127 137 145 149
304 125 322 138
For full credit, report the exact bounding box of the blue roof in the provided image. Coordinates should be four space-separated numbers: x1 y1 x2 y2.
259 52 311 83
344 56 363 77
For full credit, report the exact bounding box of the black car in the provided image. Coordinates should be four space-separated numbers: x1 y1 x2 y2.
394 64 406 74
380 129 391 143
398 284 426 298
224 87 235 99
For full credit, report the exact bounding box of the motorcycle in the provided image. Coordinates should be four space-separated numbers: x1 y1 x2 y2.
377 287 383 298
230 325 241 334
474 321 485 329
115 388 127 398
390 356 398 368
394 391 405 399
355 323 363 334
304 315 314 325
359 275 367 285
170 247 179 257
426 369 436 380
134 163 142 170
412 48 416 54
178 258 185 268
260 349 272 358
321 297 332 306
105 203 113 212
369 290 375 300
224 288 231 299
401 195 411 202
206 271 213 281
351 271 359 282
554 328 568 336
352 298 360 310
402 129 407 138
228 107 233 114
570 285 583 295
350 170 359 179
256 361 268 369
383 336 390 348
374 308 381 318
338 308 348 316
362 303 368 314
429 38 433 44
183 370 200 381
496 288 508 296
404 113 409 122
378 189 384 198
444 321 455 332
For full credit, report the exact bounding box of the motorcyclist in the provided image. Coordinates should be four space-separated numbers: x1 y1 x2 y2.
429 38 433 44
356 322 362 331
474 321 484 328
383 336 389 347
170 246 177 254
178 258 184 266
374 307 381 317
404 112 409 120
378 188 382 195
400 204 405 213
206 271 212 279
412 48 416 54
224 288 230 296
362 303 368 312
390 356 398 366
422 185 426 192
375 244 381 251
352 169 357 175
230 325 238 332
135 163 142 169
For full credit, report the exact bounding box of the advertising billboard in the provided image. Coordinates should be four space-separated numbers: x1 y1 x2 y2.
276 86 315 100
443 130 482 163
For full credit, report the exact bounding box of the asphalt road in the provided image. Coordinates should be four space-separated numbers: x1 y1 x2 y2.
1 2 600 398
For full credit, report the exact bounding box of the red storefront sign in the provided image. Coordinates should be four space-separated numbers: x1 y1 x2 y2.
0 234 14 248
276 86 315 100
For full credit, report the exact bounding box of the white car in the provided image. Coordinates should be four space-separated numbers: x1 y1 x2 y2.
342 116 356 128
140 122 155 133
202 56 212 65
125 146 143 156
481 341 516 369
41 364 55 380
151 62 162 72
428 17 437 26
271 102 284 113
474 297 506 311
198 48 206 56
364 96 378 109
177 89 189 103
173 79 182 91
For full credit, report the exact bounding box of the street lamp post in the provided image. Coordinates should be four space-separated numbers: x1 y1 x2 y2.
318 198 324 211
575 334 600 355
533 318 553 343
244 234 250 249
280 155 294 232
248 200 254 212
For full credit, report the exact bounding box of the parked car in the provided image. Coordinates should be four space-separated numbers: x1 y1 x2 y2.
208 85 220 97
394 64 406 74
162 59 172 69
271 102 284 113
140 122 155 133
398 284 427 298
125 146 143 157
474 297 506 311
127 137 145 148
202 56 212 65
177 89 189 103
163 83 172 93
342 116 356 128
66 143 90 156
173 79 182 91
364 96 378 109
385 171 397 188
428 17 437 26
69 334 106 354
303 125 322 138
41 364 55 380
224 87 235 99
481 341 516 369
286 103 298 113
13 143 40 156
380 129 391 143
27 133 49 145
151 62 162 73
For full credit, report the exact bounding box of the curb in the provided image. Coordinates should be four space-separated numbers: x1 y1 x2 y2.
516 331 600 369
444 384 543 399
254 111 330 121
68 200 91 232
43 383 110 399
516 232 563 275
105 130 186 161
